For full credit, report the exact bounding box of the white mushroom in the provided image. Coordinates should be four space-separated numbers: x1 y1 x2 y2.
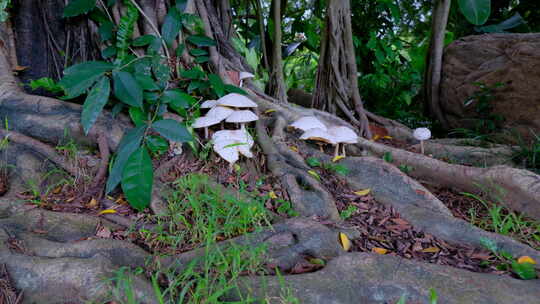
328 126 358 157
200 99 217 109
239 72 255 87
300 128 337 152
207 105 234 121
225 110 259 129
413 127 431 154
290 116 327 132
212 129 254 169
192 115 222 139
217 93 258 108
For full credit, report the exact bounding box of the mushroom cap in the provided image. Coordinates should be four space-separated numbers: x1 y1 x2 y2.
212 129 254 164
200 100 217 109
192 115 222 128
290 116 327 132
328 126 358 144
239 71 255 80
213 138 240 164
217 93 258 108
207 105 235 121
225 110 259 124
413 127 431 141
300 128 337 144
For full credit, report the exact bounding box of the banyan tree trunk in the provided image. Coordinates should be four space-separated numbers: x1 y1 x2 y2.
311 0 371 138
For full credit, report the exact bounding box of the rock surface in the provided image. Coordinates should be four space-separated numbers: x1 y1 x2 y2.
229 253 540 304
440 33 540 142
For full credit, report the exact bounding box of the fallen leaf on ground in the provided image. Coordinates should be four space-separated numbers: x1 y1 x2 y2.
332 155 345 162
290 146 298 152
264 109 276 114
268 191 278 199
517 256 537 264
372 247 388 254
354 189 371 196
339 232 351 251
422 247 440 253
86 198 98 208
98 209 117 215
308 170 320 180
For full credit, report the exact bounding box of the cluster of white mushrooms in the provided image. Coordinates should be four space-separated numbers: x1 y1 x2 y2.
289 116 359 158
192 93 258 166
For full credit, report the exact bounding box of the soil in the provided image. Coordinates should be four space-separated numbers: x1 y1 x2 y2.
0 264 22 304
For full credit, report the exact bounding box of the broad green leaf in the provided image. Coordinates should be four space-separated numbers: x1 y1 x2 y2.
132 34 156 47
306 157 321 167
180 68 205 80
135 74 159 91
121 147 153 211
224 84 247 95
101 46 117 59
30 77 63 93
105 125 146 194
63 0 96 17
81 77 111 135
129 107 146 126
161 8 182 45
194 56 209 64
186 35 216 47
152 119 192 142
189 49 208 56
59 61 113 98
113 71 143 107
208 74 225 97
162 90 194 111
147 135 169 154
175 0 188 12
98 21 114 41
187 80 209 93
511 261 537 280
458 0 491 25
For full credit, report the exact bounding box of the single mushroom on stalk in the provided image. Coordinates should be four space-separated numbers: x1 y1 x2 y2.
192 116 222 139
217 93 258 109
225 110 258 129
212 129 255 170
300 128 337 152
289 116 327 132
413 127 431 154
239 72 255 87
328 126 358 157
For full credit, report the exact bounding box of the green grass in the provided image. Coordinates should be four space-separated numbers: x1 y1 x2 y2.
511 130 540 174
103 173 298 303
463 192 540 250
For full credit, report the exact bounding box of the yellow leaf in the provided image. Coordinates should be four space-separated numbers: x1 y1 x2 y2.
308 170 320 180
98 209 117 215
290 146 298 152
233 164 241 172
517 256 537 264
87 198 98 208
265 109 276 114
52 186 62 194
339 232 351 251
372 134 381 141
268 191 278 199
13 65 28 72
422 247 440 253
372 247 388 255
332 155 345 162
309 258 326 266
383 135 393 139
354 189 371 196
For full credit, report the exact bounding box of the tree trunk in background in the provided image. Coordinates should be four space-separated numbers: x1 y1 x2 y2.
424 0 451 128
266 0 287 103
312 0 371 138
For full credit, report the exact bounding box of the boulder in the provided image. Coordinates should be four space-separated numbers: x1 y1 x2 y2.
440 33 540 142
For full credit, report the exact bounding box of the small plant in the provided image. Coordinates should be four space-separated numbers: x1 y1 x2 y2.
398 164 413 174
276 199 299 217
340 205 358 220
383 152 393 163
305 157 350 176
511 130 540 174
480 237 538 280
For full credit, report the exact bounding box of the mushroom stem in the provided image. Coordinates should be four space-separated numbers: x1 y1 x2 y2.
318 143 324 152
342 144 347 157
334 144 340 158
420 140 425 155
204 127 209 139
239 79 244 87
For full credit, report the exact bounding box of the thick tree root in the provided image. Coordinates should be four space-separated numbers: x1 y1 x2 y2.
357 138 540 220
305 150 540 262
226 253 540 304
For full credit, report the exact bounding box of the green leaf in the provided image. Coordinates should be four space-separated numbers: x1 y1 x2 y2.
429 288 438 304
208 74 225 97
180 68 205 80
224 84 247 95
147 135 169 154
105 125 146 194
113 71 143 107
511 261 537 280
121 147 153 211
161 8 182 45
59 61 113 98
187 80 209 93
162 89 194 111
194 56 209 64
63 0 96 17
29 77 63 93
129 107 146 126
135 74 159 91
186 35 216 47
81 77 111 135
189 49 208 56
101 46 117 59
98 21 114 41
306 157 321 167
152 119 192 142
132 34 156 47
458 0 491 25
175 0 188 12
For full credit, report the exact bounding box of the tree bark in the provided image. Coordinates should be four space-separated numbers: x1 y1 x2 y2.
266 0 287 103
424 0 451 128
312 0 371 138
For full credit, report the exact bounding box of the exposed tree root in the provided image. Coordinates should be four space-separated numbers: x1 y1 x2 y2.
357 138 540 220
